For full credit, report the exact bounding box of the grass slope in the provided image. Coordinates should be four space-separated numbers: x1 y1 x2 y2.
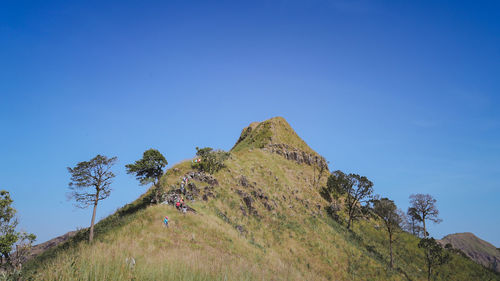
22 117 500 281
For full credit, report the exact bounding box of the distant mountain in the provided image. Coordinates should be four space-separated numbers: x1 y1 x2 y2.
27 231 77 261
440 232 500 272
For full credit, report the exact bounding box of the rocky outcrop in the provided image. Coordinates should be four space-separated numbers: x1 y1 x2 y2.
263 143 328 170
185 171 219 186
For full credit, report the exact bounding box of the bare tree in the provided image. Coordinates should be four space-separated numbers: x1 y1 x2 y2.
409 194 441 237
67 155 117 242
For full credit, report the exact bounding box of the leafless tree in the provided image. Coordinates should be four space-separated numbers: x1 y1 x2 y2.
409 194 441 237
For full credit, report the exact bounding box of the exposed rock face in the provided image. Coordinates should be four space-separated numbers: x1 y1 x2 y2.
185 171 219 186
263 143 328 170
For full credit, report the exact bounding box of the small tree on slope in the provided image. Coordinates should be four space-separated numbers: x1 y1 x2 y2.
418 237 450 281
406 207 424 237
126 149 168 204
372 197 402 269
67 155 117 242
193 147 230 174
324 170 374 229
0 190 36 269
125 149 168 186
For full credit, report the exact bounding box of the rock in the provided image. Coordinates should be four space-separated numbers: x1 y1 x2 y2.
185 171 218 186
187 182 199 196
243 195 253 209
239 175 250 187
240 205 247 216
262 143 328 170
236 225 247 235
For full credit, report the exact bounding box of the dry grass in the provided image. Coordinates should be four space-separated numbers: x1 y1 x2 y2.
25 147 500 281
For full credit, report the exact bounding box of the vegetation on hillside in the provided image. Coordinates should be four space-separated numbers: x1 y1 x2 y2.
17 117 500 281
192 147 230 174
0 190 36 277
126 148 168 186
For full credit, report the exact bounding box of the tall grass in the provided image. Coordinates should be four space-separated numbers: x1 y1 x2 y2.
23 148 500 281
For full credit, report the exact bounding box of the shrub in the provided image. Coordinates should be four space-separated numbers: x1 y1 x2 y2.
192 147 230 174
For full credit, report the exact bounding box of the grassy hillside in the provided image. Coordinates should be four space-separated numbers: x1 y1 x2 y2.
22 117 500 281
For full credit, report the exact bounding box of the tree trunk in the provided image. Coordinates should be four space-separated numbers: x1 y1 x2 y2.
427 262 431 281
389 232 393 269
89 193 99 243
423 217 427 238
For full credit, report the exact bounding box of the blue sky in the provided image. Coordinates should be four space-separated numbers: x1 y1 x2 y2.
1 0 499 246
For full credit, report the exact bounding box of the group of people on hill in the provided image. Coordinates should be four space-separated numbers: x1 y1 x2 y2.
163 177 191 228
175 196 188 213
180 176 188 195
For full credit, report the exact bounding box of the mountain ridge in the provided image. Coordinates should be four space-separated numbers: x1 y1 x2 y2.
440 232 500 272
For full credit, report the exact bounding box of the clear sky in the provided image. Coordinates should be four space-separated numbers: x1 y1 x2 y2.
1 0 499 246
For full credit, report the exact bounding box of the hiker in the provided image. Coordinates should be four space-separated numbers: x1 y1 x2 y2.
163 216 169 227
175 200 181 210
180 183 185 194
182 205 187 214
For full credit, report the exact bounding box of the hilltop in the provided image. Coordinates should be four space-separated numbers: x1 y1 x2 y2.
440 232 500 272
22 117 500 280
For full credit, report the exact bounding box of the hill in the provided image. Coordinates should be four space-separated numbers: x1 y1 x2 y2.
440 232 500 272
22 117 500 280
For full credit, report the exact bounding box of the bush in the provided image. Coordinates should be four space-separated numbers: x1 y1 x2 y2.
192 147 230 174
326 200 342 222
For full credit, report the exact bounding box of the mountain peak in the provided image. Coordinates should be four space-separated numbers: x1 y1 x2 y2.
231 117 316 155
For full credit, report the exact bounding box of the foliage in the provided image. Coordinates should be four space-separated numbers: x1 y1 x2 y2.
323 170 374 229
405 207 424 237
126 148 168 186
10 232 36 269
192 147 230 174
418 237 450 281
409 194 441 237
0 190 36 270
67 155 117 242
372 197 402 268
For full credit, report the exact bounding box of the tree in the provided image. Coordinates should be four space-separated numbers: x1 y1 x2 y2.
192 147 230 174
418 237 450 281
125 149 168 186
406 207 423 237
372 197 402 269
0 190 36 269
324 170 374 229
68 155 117 242
409 194 441 237
11 232 36 270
